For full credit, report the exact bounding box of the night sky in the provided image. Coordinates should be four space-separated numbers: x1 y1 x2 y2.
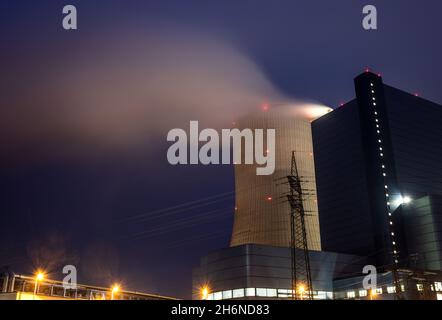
1 1 441 299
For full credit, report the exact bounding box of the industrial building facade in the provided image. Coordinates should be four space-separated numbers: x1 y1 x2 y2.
312 71 442 271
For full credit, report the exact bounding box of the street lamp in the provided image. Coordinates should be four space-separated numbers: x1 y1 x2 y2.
370 288 377 300
200 286 210 300
34 271 45 296
111 285 120 300
297 285 306 300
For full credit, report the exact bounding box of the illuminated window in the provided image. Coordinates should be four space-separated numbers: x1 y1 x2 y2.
387 286 396 294
278 289 291 294
232 288 244 298
222 290 232 299
417 284 424 292
277 288 292 298
346 291 356 299
256 288 267 297
245 288 255 297
267 289 277 297
375 288 383 295
359 290 367 297
214 291 222 300
435 282 442 291
316 291 327 300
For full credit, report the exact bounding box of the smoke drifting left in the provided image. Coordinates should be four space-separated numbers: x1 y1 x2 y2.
0 27 287 164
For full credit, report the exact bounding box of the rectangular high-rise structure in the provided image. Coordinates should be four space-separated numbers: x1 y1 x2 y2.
312 71 442 270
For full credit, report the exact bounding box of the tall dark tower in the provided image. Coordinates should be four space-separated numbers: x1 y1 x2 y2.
312 71 442 273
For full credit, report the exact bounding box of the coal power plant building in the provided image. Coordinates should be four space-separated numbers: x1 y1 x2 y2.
312 71 442 271
193 71 442 300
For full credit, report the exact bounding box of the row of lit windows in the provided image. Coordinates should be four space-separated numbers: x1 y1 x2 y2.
345 282 442 299
345 286 395 299
205 282 442 300
205 288 333 300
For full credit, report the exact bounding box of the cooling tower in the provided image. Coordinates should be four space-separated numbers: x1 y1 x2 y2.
230 104 332 250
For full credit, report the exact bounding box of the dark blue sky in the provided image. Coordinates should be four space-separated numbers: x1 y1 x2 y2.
0 1 441 298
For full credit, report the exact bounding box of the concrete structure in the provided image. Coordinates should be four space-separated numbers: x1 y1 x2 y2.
193 244 367 300
230 104 331 250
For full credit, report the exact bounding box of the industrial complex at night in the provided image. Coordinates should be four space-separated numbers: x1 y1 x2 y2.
2 71 442 302
2 2 442 315
193 71 442 300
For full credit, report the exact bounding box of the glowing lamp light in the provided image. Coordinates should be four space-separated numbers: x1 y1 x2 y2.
200 286 210 300
110 284 121 300
393 195 412 206
35 271 45 281
266 196 272 201
262 103 269 111
403 196 411 204
34 270 45 295
298 285 305 294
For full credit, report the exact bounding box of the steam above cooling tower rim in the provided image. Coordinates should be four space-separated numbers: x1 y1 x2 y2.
257 102 333 122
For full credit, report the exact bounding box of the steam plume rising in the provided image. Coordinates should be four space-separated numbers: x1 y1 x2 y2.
0 28 287 161
0 27 332 163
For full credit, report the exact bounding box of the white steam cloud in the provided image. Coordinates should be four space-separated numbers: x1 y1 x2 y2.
0 27 324 161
